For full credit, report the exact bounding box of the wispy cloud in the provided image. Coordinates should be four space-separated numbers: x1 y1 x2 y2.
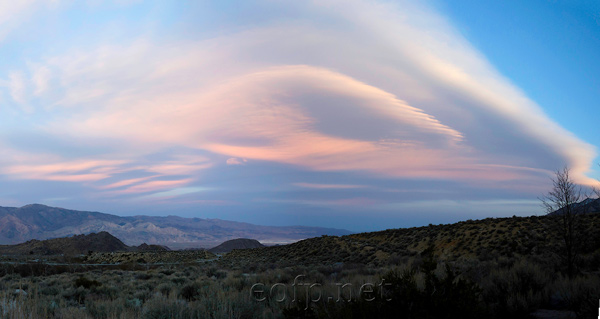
113 178 194 195
2 159 127 182
30 64 51 96
135 187 211 200
256 197 380 207
293 183 366 189
8 71 28 111
98 176 157 190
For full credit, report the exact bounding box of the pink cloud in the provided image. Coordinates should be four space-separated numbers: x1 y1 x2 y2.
42 173 110 182
4 0 594 191
115 179 194 194
0 144 212 200
2 159 128 182
4 160 126 175
55 64 477 181
143 162 212 175
98 176 157 190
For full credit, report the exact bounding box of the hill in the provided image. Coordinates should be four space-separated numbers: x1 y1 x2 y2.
0 204 352 248
0 231 176 257
134 243 170 251
0 231 128 256
208 238 264 253
220 213 600 268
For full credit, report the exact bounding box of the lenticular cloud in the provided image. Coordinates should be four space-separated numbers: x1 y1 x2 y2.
0 0 596 192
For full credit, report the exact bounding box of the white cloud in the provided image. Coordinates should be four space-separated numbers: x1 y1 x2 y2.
0 0 58 42
30 65 51 96
226 158 247 166
8 71 30 112
346 0 595 181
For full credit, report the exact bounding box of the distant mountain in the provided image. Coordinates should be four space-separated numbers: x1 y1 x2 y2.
547 198 600 216
208 238 264 253
0 231 128 256
0 204 352 248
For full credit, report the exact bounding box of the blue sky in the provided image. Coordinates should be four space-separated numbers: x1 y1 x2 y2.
435 0 600 179
0 0 598 232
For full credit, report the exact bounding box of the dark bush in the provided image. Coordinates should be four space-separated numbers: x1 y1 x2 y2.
75 276 101 289
206 267 227 279
179 282 202 301
304 259 483 319
135 273 152 280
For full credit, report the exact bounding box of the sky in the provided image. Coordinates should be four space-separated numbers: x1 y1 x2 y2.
0 0 598 232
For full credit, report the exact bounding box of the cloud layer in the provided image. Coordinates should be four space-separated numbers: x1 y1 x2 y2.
0 0 596 229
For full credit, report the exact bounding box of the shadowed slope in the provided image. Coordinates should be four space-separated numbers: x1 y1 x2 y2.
0 231 128 256
221 214 600 268
208 238 264 253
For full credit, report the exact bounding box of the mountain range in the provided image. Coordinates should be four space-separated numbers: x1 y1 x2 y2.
0 204 351 248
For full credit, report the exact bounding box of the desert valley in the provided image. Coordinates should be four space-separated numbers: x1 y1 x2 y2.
0 201 598 318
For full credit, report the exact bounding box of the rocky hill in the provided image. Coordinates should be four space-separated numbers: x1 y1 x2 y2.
208 238 264 253
0 204 352 248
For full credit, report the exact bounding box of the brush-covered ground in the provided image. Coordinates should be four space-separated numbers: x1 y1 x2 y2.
0 214 598 318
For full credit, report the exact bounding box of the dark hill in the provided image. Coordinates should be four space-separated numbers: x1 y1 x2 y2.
208 238 264 253
0 231 128 256
0 232 175 256
548 198 600 216
134 243 170 251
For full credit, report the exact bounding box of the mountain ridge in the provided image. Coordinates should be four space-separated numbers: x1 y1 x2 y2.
547 198 600 216
0 204 352 248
